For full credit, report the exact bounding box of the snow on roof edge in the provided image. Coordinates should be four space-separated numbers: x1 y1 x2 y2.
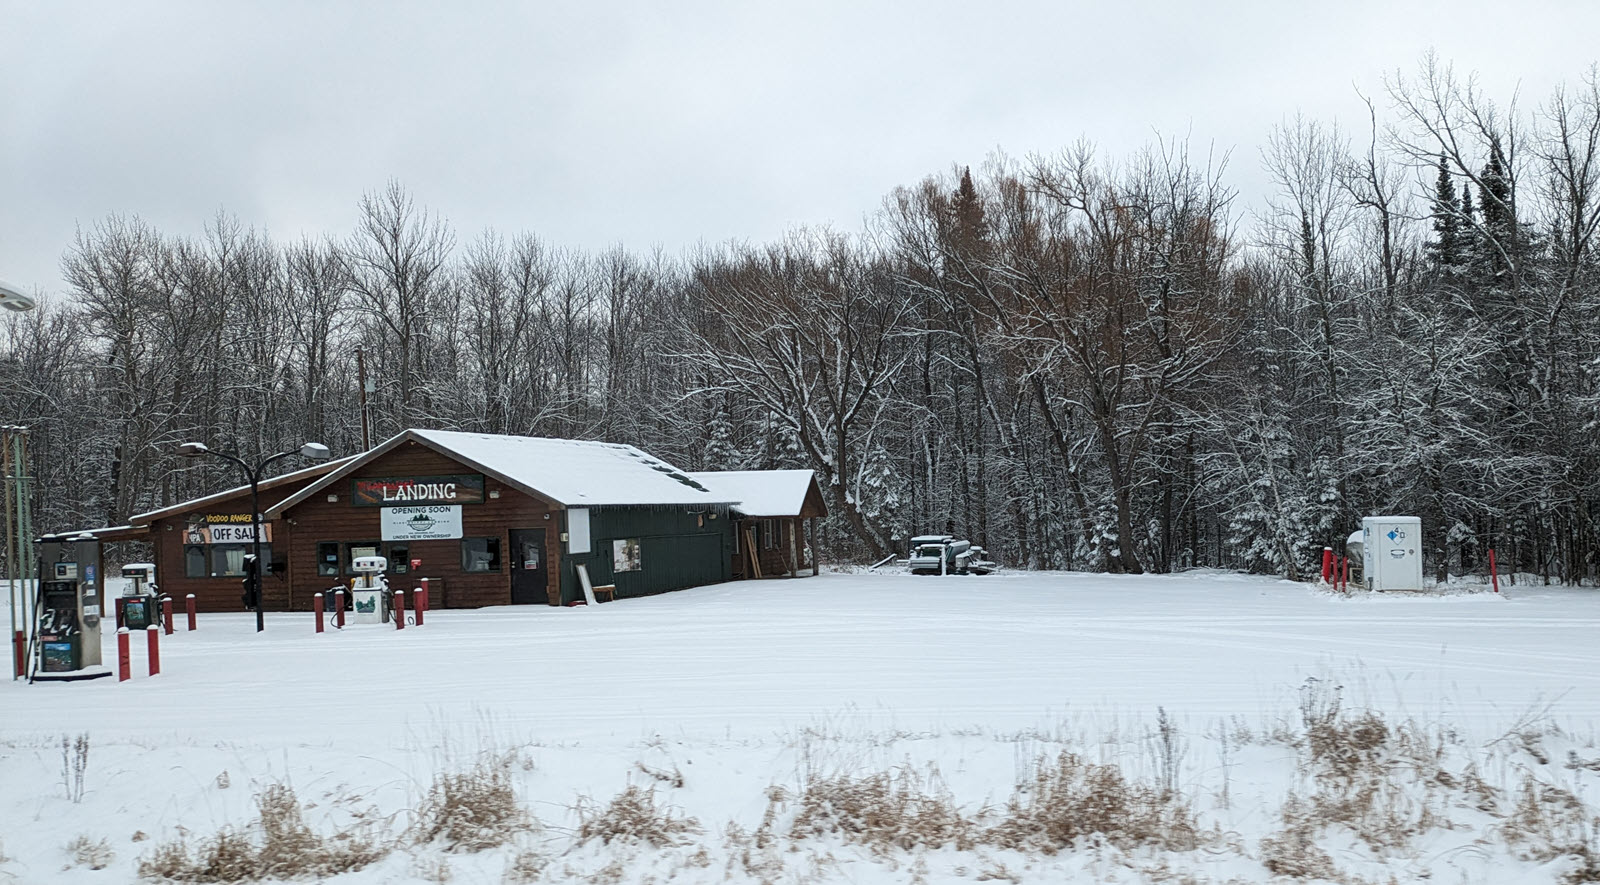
688 469 817 517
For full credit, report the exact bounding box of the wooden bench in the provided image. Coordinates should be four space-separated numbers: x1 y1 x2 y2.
593 584 616 602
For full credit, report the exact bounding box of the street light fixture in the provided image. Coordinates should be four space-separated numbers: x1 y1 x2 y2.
177 440 333 632
0 280 37 312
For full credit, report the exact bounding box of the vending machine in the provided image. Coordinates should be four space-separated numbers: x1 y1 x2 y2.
33 533 109 681
120 562 158 630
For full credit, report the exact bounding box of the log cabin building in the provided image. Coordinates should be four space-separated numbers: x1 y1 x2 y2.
687 470 828 579
75 429 826 611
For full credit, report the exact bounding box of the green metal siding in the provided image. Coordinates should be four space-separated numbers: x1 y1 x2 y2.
559 507 733 603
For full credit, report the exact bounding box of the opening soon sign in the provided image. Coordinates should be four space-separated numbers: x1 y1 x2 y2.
381 505 464 541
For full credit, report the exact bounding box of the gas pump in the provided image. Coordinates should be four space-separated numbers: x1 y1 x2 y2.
120 562 158 631
349 556 389 624
33 533 109 681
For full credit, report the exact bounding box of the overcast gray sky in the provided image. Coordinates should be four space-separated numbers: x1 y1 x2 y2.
3 1 1596 297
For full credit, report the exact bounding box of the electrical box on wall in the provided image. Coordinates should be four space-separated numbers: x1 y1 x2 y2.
1361 516 1423 592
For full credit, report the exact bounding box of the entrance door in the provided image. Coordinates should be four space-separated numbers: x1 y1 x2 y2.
509 529 549 604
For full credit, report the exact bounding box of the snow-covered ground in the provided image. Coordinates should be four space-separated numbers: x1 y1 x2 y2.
4 570 1599 883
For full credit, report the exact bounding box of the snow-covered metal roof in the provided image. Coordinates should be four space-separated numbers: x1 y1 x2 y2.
688 469 822 517
410 429 731 507
269 429 737 514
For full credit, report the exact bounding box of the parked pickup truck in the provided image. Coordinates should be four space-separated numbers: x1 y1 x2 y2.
907 534 995 575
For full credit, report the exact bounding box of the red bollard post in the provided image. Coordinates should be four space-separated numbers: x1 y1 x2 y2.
162 596 174 635
117 628 130 682
314 593 325 633
414 584 426 627
115 597 125 630
1342 556 1351 592
1321 547 1333 584
145 625 160 676
186 594 197 631
394 590 405 630
14 629 27 679
1489 548 1501 594
334 590 345 628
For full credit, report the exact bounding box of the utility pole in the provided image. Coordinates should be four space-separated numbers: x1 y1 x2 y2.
5 426 34 679
4 426 17 679
357 347 372 452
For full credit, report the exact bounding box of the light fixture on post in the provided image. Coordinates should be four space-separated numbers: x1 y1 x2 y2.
176 441 333 632
0 280 37 313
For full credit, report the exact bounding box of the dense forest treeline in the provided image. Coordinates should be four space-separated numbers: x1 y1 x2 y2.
6 57 1600 583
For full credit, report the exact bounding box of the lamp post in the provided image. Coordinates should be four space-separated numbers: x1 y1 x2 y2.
176 441 331 632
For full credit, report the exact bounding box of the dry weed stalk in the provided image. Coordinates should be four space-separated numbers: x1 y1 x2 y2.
137 782 386 882
61 733 89 803
993 750 1199 853
414 752 531 852
1259 795 1338 881
576 784 700 847
65 834 114 870
1501 772 1600 879
790 769 973 852
502 846 548 883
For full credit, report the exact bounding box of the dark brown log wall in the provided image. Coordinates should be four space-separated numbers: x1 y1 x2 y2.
280 440 562 610
145 485 305 614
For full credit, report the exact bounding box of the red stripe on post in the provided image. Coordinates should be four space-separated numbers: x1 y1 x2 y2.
117 629 130 682
14 629 27 679
1489 548 1501 594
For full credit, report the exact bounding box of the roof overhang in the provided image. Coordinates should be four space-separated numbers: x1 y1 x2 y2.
40 524 150 543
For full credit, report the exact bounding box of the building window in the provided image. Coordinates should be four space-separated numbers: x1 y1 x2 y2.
345 542 381 575
185 545 206 578
613 538 642 572
210 543 271 578
389 545 410 574
316 542 340 577
461 537 501 572
761 520 774 550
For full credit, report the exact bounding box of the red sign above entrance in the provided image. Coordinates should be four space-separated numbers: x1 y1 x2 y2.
351 474 485 507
